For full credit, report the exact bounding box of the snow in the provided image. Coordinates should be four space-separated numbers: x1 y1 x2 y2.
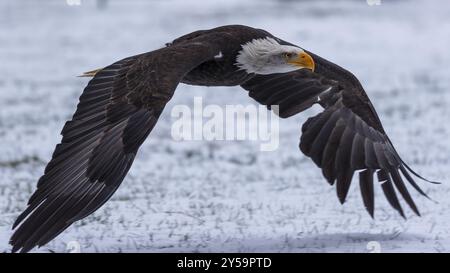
0 0 449 253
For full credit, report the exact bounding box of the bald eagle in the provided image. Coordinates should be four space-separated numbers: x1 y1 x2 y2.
10 25 436 252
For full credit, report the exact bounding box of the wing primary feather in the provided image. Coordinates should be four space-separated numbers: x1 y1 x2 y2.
364 138 378 169
384 139 440 184
390 168 420 216
400 159 440 184
350 133 366 170
399 166 431 199
21 180 96 251
359 169 375 218
309 110 343 166
320 118 347 185
335 126 355 203
300 110 334 155
377 170 405 219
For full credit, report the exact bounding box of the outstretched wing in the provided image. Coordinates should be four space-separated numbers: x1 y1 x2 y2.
10 40 222 253
241 49 435 218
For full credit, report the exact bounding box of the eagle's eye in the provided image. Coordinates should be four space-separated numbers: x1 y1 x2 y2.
283 52 294 60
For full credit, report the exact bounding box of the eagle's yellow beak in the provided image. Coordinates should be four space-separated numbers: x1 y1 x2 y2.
289 52 315 72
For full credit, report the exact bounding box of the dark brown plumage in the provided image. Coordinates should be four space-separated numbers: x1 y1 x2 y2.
10 24 435 253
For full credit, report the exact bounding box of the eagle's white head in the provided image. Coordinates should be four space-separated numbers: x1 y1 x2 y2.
236 37 315 75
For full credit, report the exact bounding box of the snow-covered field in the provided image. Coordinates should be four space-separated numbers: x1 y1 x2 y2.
1 0 449 253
